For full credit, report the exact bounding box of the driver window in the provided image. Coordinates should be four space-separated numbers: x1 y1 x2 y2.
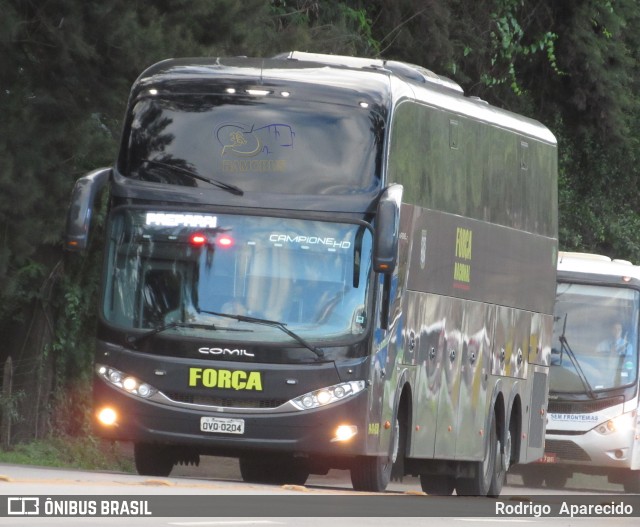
141 268 183 327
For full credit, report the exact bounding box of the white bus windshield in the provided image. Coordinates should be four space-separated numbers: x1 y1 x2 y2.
550 283 639 393
103 209 372 344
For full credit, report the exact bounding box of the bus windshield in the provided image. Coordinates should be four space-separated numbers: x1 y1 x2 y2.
121 95 384 195
550 283 639 393
103 209 373 344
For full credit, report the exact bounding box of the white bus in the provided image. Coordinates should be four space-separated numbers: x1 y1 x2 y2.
514 251 640 492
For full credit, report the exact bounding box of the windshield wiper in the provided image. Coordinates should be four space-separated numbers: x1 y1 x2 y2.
198 309 325 360
127 321 226 348
142 159 244 196
557 313 597 399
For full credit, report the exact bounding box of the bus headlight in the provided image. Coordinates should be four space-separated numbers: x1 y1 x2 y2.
594 411 636 436
290 380 366 410
96 364 157 399
595 420 616 435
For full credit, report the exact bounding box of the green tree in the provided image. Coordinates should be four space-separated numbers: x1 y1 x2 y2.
0 0 280 440
4 0 640 444
364 0 640 261
0 0 386 442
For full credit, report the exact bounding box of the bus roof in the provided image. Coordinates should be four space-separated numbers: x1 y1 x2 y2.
133 55 393 108
132 52 556 145
558 251 640 281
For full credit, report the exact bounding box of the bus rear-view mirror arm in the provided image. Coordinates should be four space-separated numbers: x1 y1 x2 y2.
64 168 111 252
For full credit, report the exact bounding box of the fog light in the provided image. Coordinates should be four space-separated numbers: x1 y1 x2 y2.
332 425 358 442
97 407 118 426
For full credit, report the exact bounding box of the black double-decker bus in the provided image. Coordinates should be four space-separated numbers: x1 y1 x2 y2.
65 52 557 495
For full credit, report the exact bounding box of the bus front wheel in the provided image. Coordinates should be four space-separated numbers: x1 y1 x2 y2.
134 443 175 477
351 416 399 492
622 469 640 493
544 469 568 489
520 467 545 488
350 454 392 492
420 474 455 495
239 457 309 486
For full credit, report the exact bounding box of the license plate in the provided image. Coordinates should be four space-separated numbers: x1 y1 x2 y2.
537 452 557 464
200 417 245 434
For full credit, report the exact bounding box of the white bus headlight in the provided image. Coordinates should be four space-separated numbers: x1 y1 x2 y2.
96 364 157 399
595 420 616 435
290 380 366 410
594 411 636 435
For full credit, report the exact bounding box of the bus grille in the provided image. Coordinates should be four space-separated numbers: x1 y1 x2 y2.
545 439 591 462
548 396 623 415
164 392 287 409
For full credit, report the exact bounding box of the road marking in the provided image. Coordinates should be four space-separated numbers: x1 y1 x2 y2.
169 522 283 526
455 519 535 523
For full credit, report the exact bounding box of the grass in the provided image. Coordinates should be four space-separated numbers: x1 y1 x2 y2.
0 435 135 473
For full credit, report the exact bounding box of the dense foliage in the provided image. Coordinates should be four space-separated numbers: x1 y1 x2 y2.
2 0 640 438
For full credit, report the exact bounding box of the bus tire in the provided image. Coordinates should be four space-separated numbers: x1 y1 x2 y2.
239 457 309 486
544 469 568 489
391 397 409 482
351 455 392 492
350 415 399 492
420 474 455 495
520 467 545 488
488 425 509 497
456 412 498 496
623 469 640 493
134 443 174 477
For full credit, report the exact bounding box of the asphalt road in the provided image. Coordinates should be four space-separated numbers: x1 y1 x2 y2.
0 456 636 527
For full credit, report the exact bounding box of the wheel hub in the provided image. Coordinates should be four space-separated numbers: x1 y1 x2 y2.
502 430 512 472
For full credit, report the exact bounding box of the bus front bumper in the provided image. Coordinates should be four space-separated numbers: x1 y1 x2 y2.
543 424 638 470
92 377 372 459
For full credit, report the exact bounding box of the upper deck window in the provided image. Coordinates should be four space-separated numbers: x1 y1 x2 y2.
121 95 384 195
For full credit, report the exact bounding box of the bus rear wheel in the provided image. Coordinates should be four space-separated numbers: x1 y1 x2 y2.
134 443 175 477
456 413 499 496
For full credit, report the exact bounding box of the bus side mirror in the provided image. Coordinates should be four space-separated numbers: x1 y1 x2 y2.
373 184 403 274
64 168 110 252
